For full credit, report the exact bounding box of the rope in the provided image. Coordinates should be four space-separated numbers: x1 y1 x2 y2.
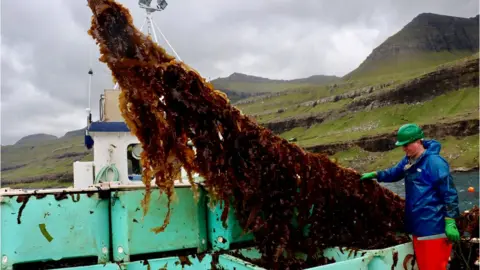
94 146 120 183
95 164 120 183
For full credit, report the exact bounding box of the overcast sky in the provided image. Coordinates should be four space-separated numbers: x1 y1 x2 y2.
1 0 478 145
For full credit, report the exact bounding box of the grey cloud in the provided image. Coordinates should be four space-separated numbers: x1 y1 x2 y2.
1 0 478 145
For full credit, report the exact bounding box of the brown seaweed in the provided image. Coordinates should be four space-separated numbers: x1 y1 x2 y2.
451 206 480 269
457 206 479 239
85 1 477 268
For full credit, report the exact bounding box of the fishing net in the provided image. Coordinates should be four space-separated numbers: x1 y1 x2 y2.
86 1 478 268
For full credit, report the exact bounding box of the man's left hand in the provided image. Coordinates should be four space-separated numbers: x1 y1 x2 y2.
445 218 460 242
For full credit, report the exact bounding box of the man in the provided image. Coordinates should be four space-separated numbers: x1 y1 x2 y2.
360 123 460 270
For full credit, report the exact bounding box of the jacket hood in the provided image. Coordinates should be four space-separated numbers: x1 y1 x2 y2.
422 139 441 156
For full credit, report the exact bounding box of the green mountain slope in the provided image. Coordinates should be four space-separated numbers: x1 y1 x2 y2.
211 72 339 96
1 134 91 188
14 133 58 145
345 13 479 79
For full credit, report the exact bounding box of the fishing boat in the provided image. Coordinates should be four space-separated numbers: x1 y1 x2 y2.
0 1 424 269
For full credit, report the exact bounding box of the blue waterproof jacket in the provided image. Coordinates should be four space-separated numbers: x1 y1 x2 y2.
376 139 460 237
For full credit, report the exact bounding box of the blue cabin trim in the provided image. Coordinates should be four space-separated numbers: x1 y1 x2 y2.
88 122 130 132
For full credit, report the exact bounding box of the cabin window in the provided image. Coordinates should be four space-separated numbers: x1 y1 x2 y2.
127 143 143 177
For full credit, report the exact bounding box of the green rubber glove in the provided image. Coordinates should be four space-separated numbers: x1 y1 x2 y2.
360 171 377 181
445 218 460 242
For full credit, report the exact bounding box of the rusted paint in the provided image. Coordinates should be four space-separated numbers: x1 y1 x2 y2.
34 193 47 200
86 190 109 199
326 257 336 264
392 251 398 270
347 249 354 258
403 254 414 270
226 250 268 268
210 253 220 270
16 195 31 224
197 252 206 262
70 193 80 202
16 195 28 203
178 256 193 267
54 192 68 201
343 247 361 258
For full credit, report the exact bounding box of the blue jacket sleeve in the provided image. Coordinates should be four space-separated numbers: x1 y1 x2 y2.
376 158 408 183
428 156 460 219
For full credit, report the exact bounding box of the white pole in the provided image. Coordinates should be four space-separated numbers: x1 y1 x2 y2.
88 71 92 110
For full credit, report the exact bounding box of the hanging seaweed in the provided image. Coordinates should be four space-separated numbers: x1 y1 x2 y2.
86 1 478 268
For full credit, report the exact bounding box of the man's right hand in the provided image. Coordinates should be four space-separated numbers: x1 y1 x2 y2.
360 171 377 181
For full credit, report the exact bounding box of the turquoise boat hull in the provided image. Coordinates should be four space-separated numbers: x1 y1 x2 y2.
0 185 417 270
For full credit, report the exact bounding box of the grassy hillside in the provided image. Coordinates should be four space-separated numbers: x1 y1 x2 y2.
1 135 91 188
347 50 475 80
15 133 58 145
279 86 478 146
211 72 339 95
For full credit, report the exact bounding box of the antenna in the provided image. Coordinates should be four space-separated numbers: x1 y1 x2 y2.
87 68 93 122
87 42 94 127
113 0 180 90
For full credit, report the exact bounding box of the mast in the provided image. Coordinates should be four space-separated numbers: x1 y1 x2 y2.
85 51 94 149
